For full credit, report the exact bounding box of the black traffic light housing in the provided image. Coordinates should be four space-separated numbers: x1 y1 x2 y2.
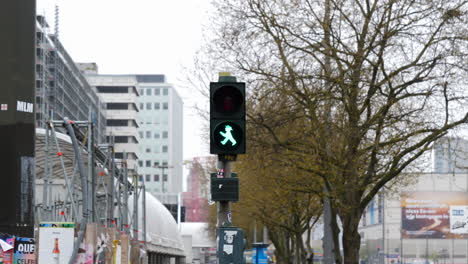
210 77 246 154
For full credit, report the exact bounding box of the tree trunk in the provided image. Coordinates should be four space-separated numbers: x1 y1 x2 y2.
342 212 362 264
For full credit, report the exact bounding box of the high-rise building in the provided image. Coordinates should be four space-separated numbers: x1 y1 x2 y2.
432 137 468 173
78 66 140 171
136 75 183 195
35 16 106 142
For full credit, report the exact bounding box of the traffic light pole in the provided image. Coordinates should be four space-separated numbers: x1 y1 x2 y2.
216 159 233 227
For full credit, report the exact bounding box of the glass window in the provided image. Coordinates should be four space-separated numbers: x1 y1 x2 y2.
162 146 168 153
163 174 168 181
139 89 144 95
154 161 160 167
146 148 151 153
107 103 128 110
163 102 168 110
146 102 152 110
139 103 144 110
139 131 144 138
155 88 160 95
154 132 160 139
138 160 143 167
163 88 168 95
107 119 128 126
162 161 168 166
138 175 143 181
154 174 160 181
162 131 168 138
145 160 151 167
146 131 151 138
154 102 160 110
146 88 152 95
146 174 151 182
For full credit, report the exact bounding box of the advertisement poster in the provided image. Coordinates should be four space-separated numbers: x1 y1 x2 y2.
0 237 15 264
401 191 468 238
38 222 75 264
13 237 35 264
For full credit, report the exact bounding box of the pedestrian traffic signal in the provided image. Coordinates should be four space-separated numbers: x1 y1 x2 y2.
210 75 245 154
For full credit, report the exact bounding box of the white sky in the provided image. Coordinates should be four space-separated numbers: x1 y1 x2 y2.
37 0 212 161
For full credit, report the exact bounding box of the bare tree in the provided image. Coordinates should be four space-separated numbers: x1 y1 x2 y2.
201 0 468 263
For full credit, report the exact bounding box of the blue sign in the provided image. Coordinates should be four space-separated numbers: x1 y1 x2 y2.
252 243 268 264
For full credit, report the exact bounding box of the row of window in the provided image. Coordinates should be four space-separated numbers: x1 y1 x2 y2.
139 102 168 110
139 131 169 139
139 174 168 182
138 160 168 168
141 145 168 153
140 87 169 96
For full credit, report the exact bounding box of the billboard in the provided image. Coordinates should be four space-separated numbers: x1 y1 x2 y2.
38 222 75 264
401 191 468 238
13 237 35 264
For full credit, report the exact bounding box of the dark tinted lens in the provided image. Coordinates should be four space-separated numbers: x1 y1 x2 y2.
213 85 243 114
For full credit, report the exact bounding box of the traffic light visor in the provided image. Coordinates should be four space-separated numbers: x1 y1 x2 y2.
213 85 243 114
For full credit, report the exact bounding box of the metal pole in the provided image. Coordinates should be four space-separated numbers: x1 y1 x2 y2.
43 122 50 221
143 183 147 246
88 110 95 222
382 192 385 264
123 152 129 234
107 139 115 227
216 160 232 227
133 174 139 240
177 192 181 229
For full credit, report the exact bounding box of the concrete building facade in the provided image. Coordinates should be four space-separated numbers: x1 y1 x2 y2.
359 173 468 264
79 67 140 170
136 75 183 196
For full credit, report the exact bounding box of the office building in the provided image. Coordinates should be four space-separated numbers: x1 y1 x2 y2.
35 16 106 142
78 66 140 171
433 137 468 173
136 75 183 196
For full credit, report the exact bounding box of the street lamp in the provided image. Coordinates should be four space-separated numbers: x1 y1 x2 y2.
156 165 173 193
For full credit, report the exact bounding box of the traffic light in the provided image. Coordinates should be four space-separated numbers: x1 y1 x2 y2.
210 76 246 154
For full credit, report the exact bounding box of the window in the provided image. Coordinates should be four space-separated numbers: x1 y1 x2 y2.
146 148 151 153
115 152 124 159
155 88 160 95
114 136 128 143
162 146 168 153
140 103 144 110
146 131 151 138
163 102 168 110
154 102 160 110
163 174 168 181
97 86 128 93
139 131 144 139
107 119 128 126
146 160 151 167
154 161 160 167
139 89 144 95
138 175 143 182
154 132 160 139
138 161 143 167
162 131 168 138
154 174 160 181
146 88 152 95
107 103 128 110
146 102 152 110
162 161 168 166
146 174 151 182
163 88 168 95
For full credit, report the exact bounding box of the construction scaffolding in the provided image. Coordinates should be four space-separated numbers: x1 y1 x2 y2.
35 116 146 264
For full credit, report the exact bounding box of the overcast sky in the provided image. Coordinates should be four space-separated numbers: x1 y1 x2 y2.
37 0 212 160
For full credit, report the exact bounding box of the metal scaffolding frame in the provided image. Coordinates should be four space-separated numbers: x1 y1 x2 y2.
35 116 145 263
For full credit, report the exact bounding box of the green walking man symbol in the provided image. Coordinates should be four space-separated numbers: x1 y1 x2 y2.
220 125 237 146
